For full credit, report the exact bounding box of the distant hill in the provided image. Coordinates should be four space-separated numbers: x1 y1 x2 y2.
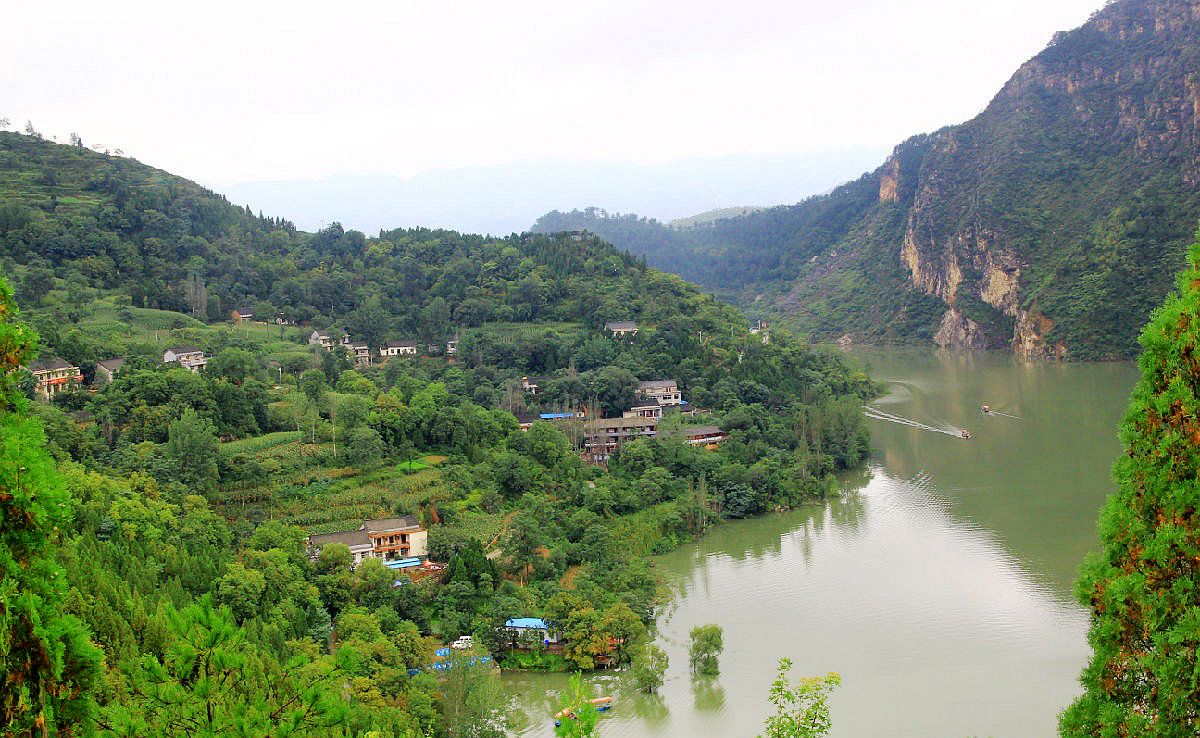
0 131 787 380
536 0 1200 359
670 207 763 229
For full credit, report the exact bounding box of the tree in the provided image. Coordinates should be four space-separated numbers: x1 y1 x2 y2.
344 426 384 468
164 409 220 495
553 673 598 738
0 277 102 735
758 659 840 738
1061 242 1200 736
98 600 348 736
299 369 327 402
631 642 668 694
440 649 507 738
689 624 723 676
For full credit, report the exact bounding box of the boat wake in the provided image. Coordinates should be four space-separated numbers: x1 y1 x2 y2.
863 407 967 439
987 410 1023 420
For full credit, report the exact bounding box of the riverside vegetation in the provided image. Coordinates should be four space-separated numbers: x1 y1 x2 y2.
0 131 875 736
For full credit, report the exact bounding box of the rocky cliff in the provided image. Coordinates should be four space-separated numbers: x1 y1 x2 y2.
535 0 1200 359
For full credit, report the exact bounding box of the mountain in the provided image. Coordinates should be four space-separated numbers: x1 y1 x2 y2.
535 0 1200 359
217 148 887 237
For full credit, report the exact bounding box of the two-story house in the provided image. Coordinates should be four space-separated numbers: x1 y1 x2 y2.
347 338 371 368
308 329 344 350
636 379 682 407
307 516 429 568
581 416 658 464
29 357 83 400
163 346 207 373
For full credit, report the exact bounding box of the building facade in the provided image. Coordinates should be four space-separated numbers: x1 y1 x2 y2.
380 341 419 358
581 416 658 464
307 516 429 567
30 357 83 400
163 346 207 373
95 357 125 384
637 379 682 407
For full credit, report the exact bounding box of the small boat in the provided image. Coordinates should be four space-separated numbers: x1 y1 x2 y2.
961 429 972 439
981 404 991 414
554 696 614 725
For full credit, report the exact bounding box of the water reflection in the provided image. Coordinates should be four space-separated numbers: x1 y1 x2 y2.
691 676 725 712
503 349 1138 738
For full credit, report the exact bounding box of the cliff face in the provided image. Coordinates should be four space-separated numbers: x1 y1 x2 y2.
883 0 1200 356
533 0 1200 358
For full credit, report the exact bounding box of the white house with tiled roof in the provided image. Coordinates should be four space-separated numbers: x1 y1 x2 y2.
307 516 428 567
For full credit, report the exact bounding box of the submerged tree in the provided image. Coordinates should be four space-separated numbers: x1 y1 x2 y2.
0 277 101 734
688 624 724 676
1060 242 1200 736
631 642 668 694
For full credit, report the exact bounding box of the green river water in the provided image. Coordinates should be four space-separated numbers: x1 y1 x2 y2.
503 348 1140 737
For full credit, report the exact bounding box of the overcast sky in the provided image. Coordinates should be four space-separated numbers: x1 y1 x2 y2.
5 0 1104 229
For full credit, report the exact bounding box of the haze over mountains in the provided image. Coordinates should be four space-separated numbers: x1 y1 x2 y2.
536 0 1200 360
218 149 887 236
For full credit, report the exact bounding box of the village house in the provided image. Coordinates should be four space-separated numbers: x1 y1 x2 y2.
379 340 419 358
445 338 458 356
520 376 548 395
29 357 83 400
231 308 254 323
603 320 638 338
501 617 560 648
308 329 346 350
307 515 429 568
94 357 125 385
622 403 662 419
750 319 771 344
582 415 658 464
636 379 682 407
515 411 584 432
163 346 207 373
682 425 729 448
347 338 371 368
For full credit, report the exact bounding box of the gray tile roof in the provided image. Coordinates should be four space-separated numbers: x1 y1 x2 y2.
363 516 421 533
309 529 371 548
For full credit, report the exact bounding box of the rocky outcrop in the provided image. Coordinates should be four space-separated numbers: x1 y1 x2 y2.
1013 310 1067 360
934 309 988 349
878 158 901 203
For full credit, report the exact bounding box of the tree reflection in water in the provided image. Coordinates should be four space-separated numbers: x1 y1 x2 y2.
691 675 725 712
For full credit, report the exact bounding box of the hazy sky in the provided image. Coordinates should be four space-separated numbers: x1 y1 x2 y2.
7 0 1104 192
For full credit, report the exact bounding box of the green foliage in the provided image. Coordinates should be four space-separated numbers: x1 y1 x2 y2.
758 658 840 738
96 599 349 737
631 642 669 694
165 408 219 495
1060 239 1200 736
688 624 724 676
0 275 101 736
0 133 884 736
535 4 1200 358
554 673 599 738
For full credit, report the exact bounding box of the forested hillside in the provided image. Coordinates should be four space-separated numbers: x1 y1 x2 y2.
0 131 877 734
536 0 1200 359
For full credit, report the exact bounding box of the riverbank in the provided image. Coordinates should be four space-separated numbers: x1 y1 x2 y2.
501 348 1138 737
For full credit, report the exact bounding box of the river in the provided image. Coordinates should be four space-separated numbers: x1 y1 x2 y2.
503 348 1139 737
